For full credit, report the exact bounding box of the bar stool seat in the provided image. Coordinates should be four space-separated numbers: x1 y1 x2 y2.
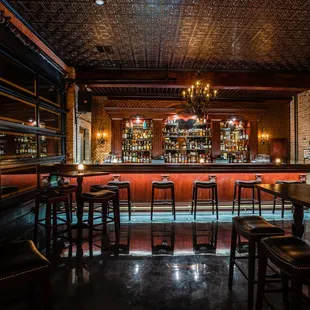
263 236 310 266
233 178 262 216
152 181 174 188
0 240 51 309
228 216 285 310
256 236 310 310
273 180 301 218
107 181 132 220
233 216 284 236
192 180 218 220
151 181 175 221
235 180 260 186
193 180 216 186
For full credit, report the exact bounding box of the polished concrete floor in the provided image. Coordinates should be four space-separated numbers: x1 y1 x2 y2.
2 208 310 310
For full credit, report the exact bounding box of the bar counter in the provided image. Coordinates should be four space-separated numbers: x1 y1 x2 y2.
55 163 310 204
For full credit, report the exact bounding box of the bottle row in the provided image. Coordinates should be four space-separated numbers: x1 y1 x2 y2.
163 127 212 137
220 142 249 152
122 128 153 140
164 139 212 151
165 152 212 164
122 140 152 151
122 152 152 163
220 131 249 141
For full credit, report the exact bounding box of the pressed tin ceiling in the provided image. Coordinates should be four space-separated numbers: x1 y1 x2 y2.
4 0 310 71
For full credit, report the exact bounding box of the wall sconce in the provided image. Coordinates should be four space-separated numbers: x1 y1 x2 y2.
259 128 269 144
97 128 106 145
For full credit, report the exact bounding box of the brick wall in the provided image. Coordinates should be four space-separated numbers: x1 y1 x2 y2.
91 98 112 163
290 91 310 163
257 101 290 155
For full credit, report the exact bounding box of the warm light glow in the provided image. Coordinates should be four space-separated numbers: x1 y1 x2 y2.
97 132 101 138
136 116 140 123
214 90 217 96
200 158 205 164
77 163 84 172
95 0 105 5
275 158 281 165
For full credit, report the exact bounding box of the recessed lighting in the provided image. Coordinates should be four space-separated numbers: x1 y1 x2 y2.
94 0 105 5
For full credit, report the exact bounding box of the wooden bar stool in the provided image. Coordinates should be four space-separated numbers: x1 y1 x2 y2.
191 175 218 220
80 190 120 247
0 240 51 310
256 236 310 310
232 174 262 216
107 177 132 220
151 176 176 221
90 184 120 228
228 216 284 310
273 180 301 218
34 190 72 253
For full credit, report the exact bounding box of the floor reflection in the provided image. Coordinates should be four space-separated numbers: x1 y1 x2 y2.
57 210 310 258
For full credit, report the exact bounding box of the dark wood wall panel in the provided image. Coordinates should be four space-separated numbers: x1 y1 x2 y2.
111 119 122 156
152 119 163 158
212 121 221 158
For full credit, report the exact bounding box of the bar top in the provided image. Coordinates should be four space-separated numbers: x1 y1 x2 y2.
55 163 310 174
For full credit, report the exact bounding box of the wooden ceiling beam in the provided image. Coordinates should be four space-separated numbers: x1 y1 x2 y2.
76 68 310 91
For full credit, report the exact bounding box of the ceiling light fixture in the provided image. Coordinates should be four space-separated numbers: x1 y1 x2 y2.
182 71 217 118
94 0 105 5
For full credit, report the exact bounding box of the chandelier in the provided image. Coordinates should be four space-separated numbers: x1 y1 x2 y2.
182 74 217 118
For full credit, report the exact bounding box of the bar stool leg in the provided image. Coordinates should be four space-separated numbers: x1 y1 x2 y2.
88 201 94 248
237 185 242 216
211 187 215 215
257 188 262 216
256 247 268 310
113 196 120 246
282 277 290 310
127 186 131 221
69 193 73 222
65 199 72 242
273 195 277 214
45 202 51 255
247 240 256 310
194 186 198 220
290 276 303 310
52 203 58 243
252 187 255 214
232 184 237 214
171 186 176 221
215 185 219 220
281 198 285 218
151 186 154 221
191 185 195 215
34 198 40 245
228 225 237 288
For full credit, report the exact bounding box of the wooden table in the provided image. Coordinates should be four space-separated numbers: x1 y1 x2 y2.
256 183 310 238
50 170 109 224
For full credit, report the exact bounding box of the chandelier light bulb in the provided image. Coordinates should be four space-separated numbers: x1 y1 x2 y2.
95 0 105 5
